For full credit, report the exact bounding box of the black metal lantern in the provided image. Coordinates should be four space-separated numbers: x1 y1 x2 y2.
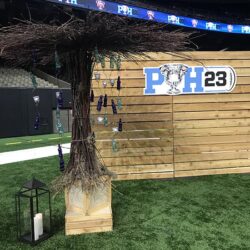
15 178 52 245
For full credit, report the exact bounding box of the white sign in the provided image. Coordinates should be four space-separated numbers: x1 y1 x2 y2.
144 64 237 95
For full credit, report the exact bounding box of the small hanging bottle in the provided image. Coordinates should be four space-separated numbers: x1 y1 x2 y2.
56 119 64 135
116 55 121 70
117 98 122 110
58 144 65 172
103 94 108 107
34 112 40 130
111 99 117 114
33 96 40 106
118 118 123 132
31 72 37 89
97 95 103 112
110 79 115 87
101 55 105 68
117 76 121 90
56 91 63 108
102 81 107 88
104 112 108 127
90 90 94 102
112 138 118 152
56 107 60 119
110 55 115 69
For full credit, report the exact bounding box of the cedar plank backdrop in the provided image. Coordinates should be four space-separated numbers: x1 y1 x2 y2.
92 52 250 180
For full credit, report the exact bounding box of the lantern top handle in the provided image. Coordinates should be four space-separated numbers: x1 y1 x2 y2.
22 178 46 190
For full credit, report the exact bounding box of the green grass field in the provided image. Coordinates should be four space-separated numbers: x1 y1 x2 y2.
0 133 71 153
1 155 250 250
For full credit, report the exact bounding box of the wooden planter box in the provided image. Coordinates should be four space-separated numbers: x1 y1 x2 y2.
65 177 112 235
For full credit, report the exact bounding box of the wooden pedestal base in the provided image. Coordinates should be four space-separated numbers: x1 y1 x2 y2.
65 177 112 235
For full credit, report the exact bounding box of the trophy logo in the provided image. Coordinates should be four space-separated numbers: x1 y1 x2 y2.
147 10 155 20
192 19 198 28
160 64 188 95
96 0 105 10
227 25 233 32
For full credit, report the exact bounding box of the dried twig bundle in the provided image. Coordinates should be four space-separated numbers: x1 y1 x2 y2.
0 12 193 192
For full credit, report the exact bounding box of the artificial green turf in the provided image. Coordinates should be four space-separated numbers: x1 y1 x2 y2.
0 133 71 153
1 157 250 250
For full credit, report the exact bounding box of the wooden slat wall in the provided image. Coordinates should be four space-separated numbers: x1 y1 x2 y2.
92 51 250 180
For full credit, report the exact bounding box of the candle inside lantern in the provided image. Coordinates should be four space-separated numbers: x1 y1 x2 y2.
34 213 43 240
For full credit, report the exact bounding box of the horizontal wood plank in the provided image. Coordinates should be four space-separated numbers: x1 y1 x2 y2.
93 51 250 180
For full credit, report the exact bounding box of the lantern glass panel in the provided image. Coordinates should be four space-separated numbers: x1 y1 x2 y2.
18 195 32 241
36 191 51 234
16 179 52 245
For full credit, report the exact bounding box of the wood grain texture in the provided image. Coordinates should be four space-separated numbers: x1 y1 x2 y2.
93 51 250 180
65 178 112 235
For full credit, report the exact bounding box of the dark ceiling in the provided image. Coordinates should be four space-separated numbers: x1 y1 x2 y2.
0 0 250 51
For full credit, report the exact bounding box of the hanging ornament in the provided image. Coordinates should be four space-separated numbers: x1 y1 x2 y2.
102 81 107 88
30 72 37 89
112 138 118 152
97 95 103 112
104 112 108 127
34 112 40 130
111 99 117 114
117 76 121 90
103 94 108 107
118 118 123 132
56 119 64 135
116 55 121 70
58 144 65 172
94 47 100 63
94 72 101 80
90 90 95 102
55 107 64 135
33 96 40 106
56 91 63 108
100 55 105 69
110 55 115 69
110 79 115 87
117 98 123 110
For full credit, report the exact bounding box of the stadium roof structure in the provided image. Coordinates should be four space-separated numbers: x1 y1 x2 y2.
0 0 250 50
111 0 250 25
45 0 250 35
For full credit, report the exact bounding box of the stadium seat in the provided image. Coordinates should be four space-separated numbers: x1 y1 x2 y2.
0 68 58 89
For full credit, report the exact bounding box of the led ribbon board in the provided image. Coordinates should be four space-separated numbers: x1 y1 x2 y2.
144 64 237 95
47 0 250 34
